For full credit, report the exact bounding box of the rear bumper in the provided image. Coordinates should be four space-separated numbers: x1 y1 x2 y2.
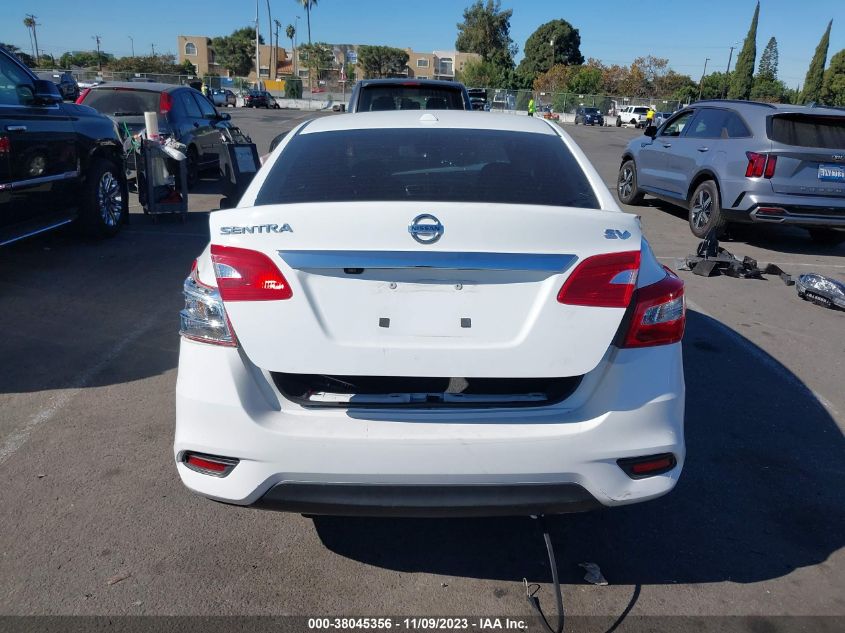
253 482 601 517
175 340 685 516
725 193 845 227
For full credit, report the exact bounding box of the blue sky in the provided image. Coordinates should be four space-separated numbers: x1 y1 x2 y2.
2 0 843 88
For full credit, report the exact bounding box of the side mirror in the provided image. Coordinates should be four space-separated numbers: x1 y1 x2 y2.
32 79 62 105
644 125 658 138
218 112 231 121
268 131 288 153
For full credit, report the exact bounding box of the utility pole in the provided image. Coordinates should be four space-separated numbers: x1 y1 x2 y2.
274 19 281 82
26 14 40 63
128 35 134 57
92 35 102 71
255 0 261 89
151 43 156 57
266 0 273 82
697 57 710 101
722 46 736 99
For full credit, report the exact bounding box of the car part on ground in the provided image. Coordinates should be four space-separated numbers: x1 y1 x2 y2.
796 273 845 309
680 232 795 283
618 100 845 241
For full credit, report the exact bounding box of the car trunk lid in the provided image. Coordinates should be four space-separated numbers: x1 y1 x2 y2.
768 113 845 197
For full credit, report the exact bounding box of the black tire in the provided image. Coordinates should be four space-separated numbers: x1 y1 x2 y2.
615 117 621 127
186 146 199 189
574 118 579 125
79 158 126 238
807 228 845 245
688 180 726 238
617 159 645 205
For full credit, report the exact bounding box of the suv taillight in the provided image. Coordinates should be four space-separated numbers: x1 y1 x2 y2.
75 88 91 104
558 251 640 308
745 152 777 178
622 270 685 348
210 245 292 301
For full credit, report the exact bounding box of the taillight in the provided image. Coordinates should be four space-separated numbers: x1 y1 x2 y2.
210 244 292 301
183 452 238 477
179 263 237 347
745 152 776 178
557 251 640 308
75 87 91 104
622 270 685 348
159 91 173 114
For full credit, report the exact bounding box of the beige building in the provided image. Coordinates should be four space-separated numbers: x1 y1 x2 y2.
177 35 288 81
404 50 480 80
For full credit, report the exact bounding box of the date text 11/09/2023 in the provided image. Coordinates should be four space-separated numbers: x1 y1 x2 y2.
307 618 529 631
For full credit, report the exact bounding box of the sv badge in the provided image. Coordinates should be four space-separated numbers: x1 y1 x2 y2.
604 229 632 240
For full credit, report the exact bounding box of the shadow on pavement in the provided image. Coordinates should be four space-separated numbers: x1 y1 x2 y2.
314 310 845 586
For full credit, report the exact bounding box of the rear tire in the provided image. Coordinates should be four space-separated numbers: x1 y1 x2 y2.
808 228 845 245
79 158 126 238
617 159 645 205
187 146 199 189
615 117 621 127
689 180 726 239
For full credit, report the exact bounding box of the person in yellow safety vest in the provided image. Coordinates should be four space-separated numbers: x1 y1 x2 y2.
528 98 535 117
201 82 210 98
646 106 655 126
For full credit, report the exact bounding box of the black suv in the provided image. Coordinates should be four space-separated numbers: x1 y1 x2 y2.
78 82 232 186
348 79 471 112
1 46 127 246
36 70 79 101
574 107 604 126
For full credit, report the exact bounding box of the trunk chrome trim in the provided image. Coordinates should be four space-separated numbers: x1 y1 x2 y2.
277 250 578 272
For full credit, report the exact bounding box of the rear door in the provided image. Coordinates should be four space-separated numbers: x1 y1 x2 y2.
0 55 79 236
189 90 221 167
767 113 845 198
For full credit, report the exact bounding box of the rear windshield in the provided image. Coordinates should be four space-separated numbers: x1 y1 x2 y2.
357 86 465 111
584 108 600 114
256 128 599 209
769 114 845 149
633 107 648 114
82 88 160 115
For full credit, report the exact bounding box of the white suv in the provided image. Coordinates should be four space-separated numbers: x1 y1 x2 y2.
175 111 686 517
616 106 650 128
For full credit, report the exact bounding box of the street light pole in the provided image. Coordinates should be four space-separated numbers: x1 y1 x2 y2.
255 0 261 89
92 34 102 71
722 46 736 99
128 35 134 57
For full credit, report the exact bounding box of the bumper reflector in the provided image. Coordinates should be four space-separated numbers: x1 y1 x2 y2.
183 452 239 477
617 453 677 479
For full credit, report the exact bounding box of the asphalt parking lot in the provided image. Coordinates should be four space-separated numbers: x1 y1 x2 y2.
0 108 842 629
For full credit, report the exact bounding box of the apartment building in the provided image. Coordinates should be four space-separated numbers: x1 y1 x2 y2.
177 35 288 81
405 50 479 80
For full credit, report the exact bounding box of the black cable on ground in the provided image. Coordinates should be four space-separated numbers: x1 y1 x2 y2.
524 515 565 633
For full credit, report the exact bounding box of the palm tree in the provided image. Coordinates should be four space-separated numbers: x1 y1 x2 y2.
286 23 296 75
23 16 36 60
295 0 316 45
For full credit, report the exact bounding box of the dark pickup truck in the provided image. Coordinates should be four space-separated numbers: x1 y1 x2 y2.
1 46 127 246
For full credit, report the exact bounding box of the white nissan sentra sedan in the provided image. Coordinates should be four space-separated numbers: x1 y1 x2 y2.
175 110 686 517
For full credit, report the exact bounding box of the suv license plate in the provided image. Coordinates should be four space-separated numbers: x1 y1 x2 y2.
818 164 845 182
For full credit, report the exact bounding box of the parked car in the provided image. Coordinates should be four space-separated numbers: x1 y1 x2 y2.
616 106 649 128
77 82 232 187
574 106 604 126
175 110 686 517
211 89 236 108
35 70 79 101
0 46 126 246
617 100 845 243
242 90 269 108
654 111 673 127
258 91 281 109
348 79 471 112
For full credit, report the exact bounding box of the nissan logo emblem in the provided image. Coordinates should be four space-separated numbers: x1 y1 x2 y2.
408 213 444 244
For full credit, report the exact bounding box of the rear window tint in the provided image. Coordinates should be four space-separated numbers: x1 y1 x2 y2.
357 86 464 112
770 114 845 148
82 88 160 115
256 128 599 209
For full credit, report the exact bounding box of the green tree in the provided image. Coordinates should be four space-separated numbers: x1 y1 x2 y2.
295 0 317 45
455 0 516 69
356 45 408 79
567 66 602 94
456 58 507 88
821 48 845 105
802 20 832 103
757 36 778 80
533 64 577 94
518 19 583 81
298 42 335 82
212 28 264 77
1 42 34 66
701 71 733 100
728 1 759 99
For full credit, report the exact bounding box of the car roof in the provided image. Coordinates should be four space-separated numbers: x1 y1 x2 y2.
89 81 188 93
356 78 466 89
692 99 845 117
300 110 559 135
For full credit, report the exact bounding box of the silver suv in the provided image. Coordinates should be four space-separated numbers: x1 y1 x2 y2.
617 100 845 244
